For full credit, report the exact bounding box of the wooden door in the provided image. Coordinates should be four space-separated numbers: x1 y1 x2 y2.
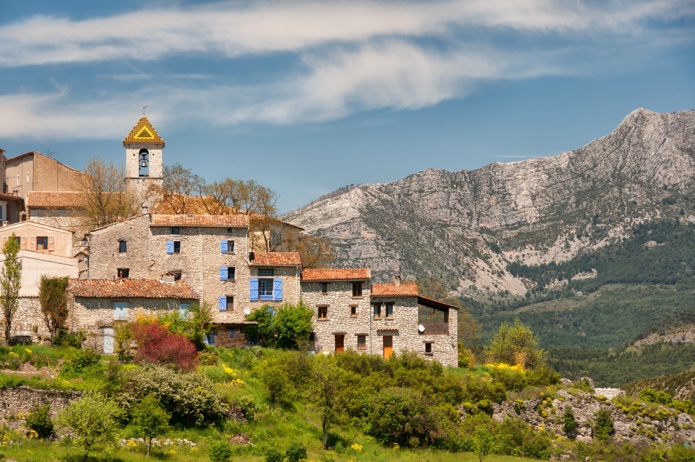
335 334 345 353
383 335 393 359
103 328 115 354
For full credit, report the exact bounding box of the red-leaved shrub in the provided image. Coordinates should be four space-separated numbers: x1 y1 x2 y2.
131 322 198 371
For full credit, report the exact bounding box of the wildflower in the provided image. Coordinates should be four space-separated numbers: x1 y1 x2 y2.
27 429 38 439
350 443 363 453
24 349 32 355
393 443 400 450
9 352 18 357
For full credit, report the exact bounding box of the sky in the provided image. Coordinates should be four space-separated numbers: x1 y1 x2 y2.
1 1 694 213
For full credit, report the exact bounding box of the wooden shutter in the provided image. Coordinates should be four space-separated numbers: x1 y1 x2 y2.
166 240 174 254
30 236 36 249
218 296 227 311
21 237 27 250
48 236 54 251
220 240 228 253
220 267 228 281
250 278 259 301
273 278 283 301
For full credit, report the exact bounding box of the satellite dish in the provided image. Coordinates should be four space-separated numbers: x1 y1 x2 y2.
243 307 251 316
418 324 425 333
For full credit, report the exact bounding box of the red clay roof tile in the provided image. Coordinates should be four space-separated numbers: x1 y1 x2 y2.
302 268 370 281
371 283 418 296
68 278 198 299
151 214 249 228
123 117 165 147
250 252 302 266
27 191 86 208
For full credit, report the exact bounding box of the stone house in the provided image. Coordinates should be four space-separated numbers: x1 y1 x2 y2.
302 270 459 367
4 151 86 201
26 191 86 233
0 221 79 342
67 278 198 353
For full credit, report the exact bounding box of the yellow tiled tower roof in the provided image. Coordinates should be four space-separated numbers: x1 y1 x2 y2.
123 117 165 148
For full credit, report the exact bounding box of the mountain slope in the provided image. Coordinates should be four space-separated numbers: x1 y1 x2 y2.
285 108 695 297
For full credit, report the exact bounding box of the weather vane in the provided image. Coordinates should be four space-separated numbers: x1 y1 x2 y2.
142 105 147 116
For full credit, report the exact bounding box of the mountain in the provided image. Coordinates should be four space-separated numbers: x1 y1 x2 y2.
285 108 695 298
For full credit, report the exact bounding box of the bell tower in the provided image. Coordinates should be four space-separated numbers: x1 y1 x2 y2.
123 117 164 212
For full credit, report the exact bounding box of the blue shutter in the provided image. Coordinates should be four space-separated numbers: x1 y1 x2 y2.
218 296 227 311
250 278 259 301
220 267 228 281
220 240 228 253
166 240 174 254
274 278 283 301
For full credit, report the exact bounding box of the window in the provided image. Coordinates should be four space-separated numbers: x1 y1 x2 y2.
350 305 357 317
139 149 149 177
373 302 382 319
37 236 49 250
220 240 234 253
114 301 127 321
318 306 328 319
258 268 274 277
173 272 182 281
171 227 180 235
352 281 363 297
118 240 127 253
226 296 234 311
166 240 181 254
259 278 274 299
229 329 235 339
320 282 328 294
179 303 190 320
226 228 234 234
205 328 217 346
117 268 130 279
357 335 366 350
425 342 433 355
220 267 235 281
385 302 394 319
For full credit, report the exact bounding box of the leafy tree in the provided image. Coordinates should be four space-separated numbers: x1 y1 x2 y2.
593 408 614 440
209 441 233 462
80 158 139 229
472 427 497 462
312 356 344 448
158 163 204 214
563 406 578 439
246 302 313 349
159 302 212 350
488 319 544 369
131 321 198 371
1 234 21 345
56 392 121 461
38 275 68 345
132 395 170 457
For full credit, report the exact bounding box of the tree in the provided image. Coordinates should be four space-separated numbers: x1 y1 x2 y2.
56 392 121 461
593 408 614 441
246 302 313 349
1 234 22 346
159 302 212 350
80 158 139 229
38 275 68 345
131 321 199 371
488 318 544 369
563 406 578 440
472 427 497 462
158 163 203 214
312 356 344 449
132 395 170 457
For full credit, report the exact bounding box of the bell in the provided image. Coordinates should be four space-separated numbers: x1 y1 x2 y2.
140 158 148 168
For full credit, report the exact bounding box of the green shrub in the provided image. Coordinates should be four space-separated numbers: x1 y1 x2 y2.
594 408 614 440
264 447 284 462
199 349 219 366
232 395 256 422
209 441 233 462
54 329 86 348
118 365 227 426
285 441 308 462
25 403 53 438
563 406 578 439
59 347 101 378
669 443 695 462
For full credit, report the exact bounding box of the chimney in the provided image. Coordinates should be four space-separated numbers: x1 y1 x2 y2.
394 275 401 287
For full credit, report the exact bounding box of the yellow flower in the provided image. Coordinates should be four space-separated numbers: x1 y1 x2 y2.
350 443 363 453
24 349 32 355
27 429 38 439
393 443 400 450
167 449 176 455
9 352 18 357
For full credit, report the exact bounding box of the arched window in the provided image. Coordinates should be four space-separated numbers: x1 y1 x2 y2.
138 149 149 177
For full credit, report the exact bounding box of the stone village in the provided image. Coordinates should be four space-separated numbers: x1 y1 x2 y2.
0 117 458 367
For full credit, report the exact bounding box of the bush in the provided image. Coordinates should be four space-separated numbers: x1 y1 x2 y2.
25 403 53 438
60 347 101 377
594 408 614 440
563 406 578 439
246 302 313 349
264 448 284 462
285 441 308 462
119 365 227 426
54 329 86 348
132 395 170 457
209 441 233 462
132 322 198 371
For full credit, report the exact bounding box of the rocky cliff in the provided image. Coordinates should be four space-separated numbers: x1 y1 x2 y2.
284 109 695 297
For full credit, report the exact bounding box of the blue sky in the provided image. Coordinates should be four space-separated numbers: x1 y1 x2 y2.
1 1 694 213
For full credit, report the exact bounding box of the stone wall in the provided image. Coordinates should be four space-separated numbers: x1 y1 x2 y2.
0 297 50 343
0 387 81 423
28 210 86 239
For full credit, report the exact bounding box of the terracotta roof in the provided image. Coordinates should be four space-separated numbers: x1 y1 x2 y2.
371 283 418 297
27 191 85 209
0 193 23 203
150 214 249 228
250 252 302 266
302 268 370 281
123 117 165 147
68 278 197 299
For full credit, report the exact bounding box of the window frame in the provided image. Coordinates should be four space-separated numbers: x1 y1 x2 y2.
171 227 180 235
118 240 127 253
226 296 234 311
113 301 128 321
350 305 357 317
258 268 274 277
320 282 328 294
425 342 433 355
173 241 181 254
385 302 394 319
373 302 382 319
357 334 367 350
117 268 130 279
352 281 363 297
258 278 274 299
317 306 328 320
37 236 49 250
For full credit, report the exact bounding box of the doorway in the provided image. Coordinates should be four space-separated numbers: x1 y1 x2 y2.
383 335 393 359
103 328 115 354
335 334 345 353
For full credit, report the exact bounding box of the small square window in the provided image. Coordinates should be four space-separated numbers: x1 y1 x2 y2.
385 303 394 319
173 241 181 253
114 301 127 321
425 342 433 355
226 240 235 253
258 268 274 277
171 227 180 235
226 296 234 311
229 329 235 339
227 267 236 280
318 306 328 319
226 227 234 234
119 240 127 253
320 282 328 294
179 303 190 319
117 268 130 279
357 335 366 350
350 306 357 317
352 282 363 297
37 236 49 250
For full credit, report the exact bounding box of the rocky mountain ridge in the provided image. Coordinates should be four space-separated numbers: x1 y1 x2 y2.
284 108 695 297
